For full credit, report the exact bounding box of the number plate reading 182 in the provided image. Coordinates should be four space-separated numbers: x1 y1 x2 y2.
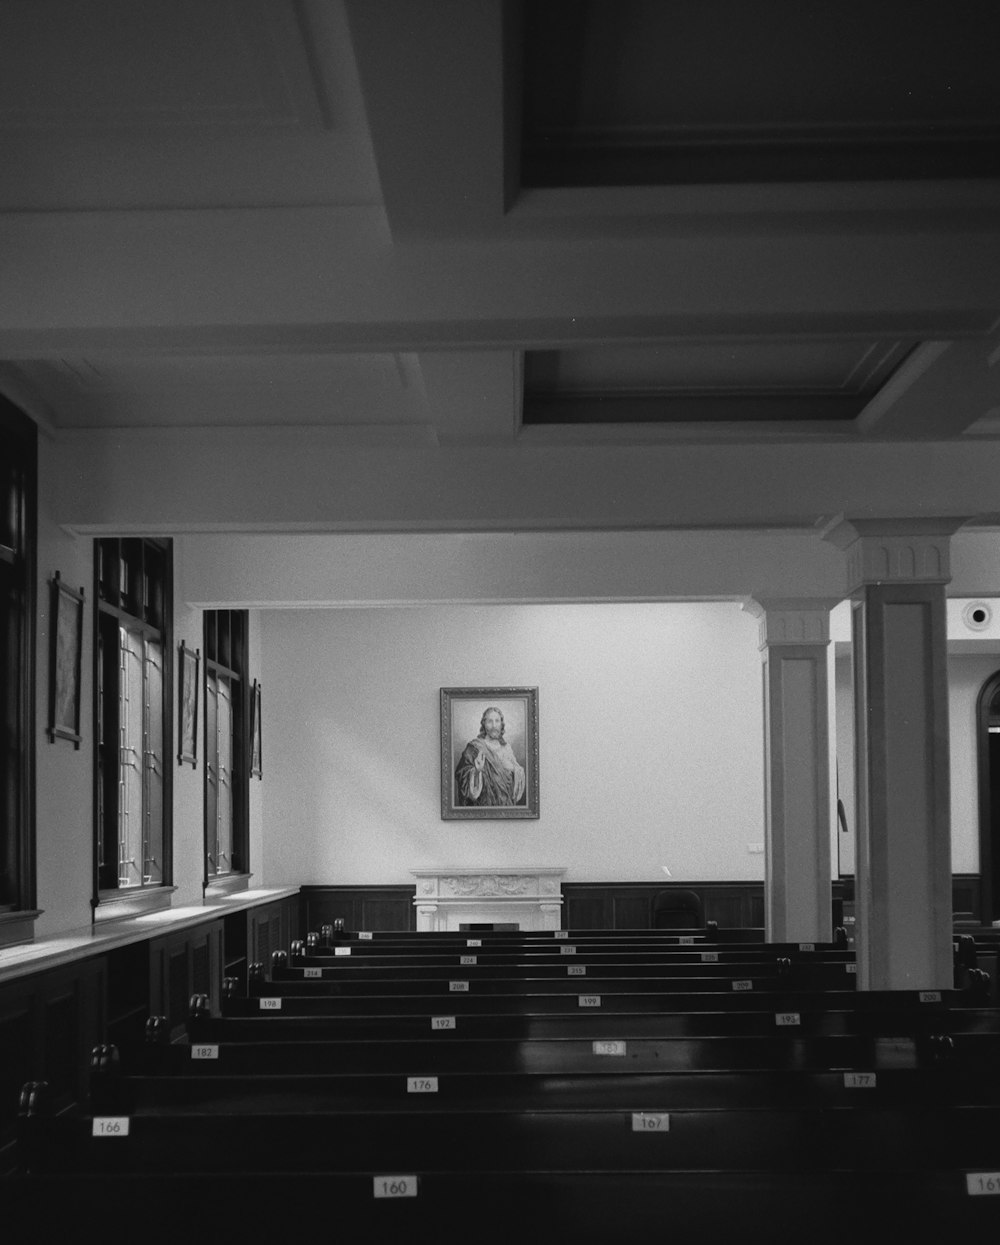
92 1117 130 1137
374 1176 418 1199
578 995 602 1007
406 1077 438 1093
967 1172 1000 1196
191 1045 219 1060
632 1113 669 1132
732 979 753 991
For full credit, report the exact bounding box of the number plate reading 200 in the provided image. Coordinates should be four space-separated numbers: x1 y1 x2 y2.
374 1176 418 1199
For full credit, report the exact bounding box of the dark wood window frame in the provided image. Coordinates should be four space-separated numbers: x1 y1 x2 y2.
203 609 250 893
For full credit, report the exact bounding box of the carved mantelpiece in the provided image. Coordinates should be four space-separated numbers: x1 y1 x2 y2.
411 867 565 931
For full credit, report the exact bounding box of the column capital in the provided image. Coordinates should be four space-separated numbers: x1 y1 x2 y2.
744 597 840 650
823 518 965 592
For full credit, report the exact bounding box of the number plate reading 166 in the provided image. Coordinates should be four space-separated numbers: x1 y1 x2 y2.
374 1176 417 1199
92 1117 130 1137
632 1113 669 1132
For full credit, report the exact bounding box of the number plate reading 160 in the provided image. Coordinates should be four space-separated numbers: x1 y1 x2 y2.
374 1176 417 1199
631 1113 669 1132
92 1117 130 1137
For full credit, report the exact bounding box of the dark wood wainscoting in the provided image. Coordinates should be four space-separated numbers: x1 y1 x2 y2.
299 885 417 934
562 882 765 930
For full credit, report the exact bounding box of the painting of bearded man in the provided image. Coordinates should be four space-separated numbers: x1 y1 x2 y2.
441 688 539 819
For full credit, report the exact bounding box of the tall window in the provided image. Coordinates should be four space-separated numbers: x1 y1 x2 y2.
95 538 172 903
204 610 249 886
0 398 36 946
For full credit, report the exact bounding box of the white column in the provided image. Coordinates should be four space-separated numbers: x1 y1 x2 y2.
415 904 439 932
750 599 838 944
828 520 959 991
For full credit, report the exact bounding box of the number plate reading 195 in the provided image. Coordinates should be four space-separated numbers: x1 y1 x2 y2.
775 1013 800 1026
448 980 469 992
593 1040 626 1057
430 1016 456 1031
92 1117 130 1137
732 979 753 992
844 1072 876 1089
260 997 282 1010
567 965 586 976
406 1077 438 1094
334 947 351 957
700 952 718 962
967 1172 1000 1196
632 1113 669 1132
374 1176 417 1199
459 955 477 965
303 967 322 979
359 931 373 940
191 1045 219 1060
578 995 602 1007
559 945 577 955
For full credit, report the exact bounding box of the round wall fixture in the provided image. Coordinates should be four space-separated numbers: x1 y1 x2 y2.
962 601 992 631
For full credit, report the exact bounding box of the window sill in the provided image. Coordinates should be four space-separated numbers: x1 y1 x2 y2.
94 886 177 924
0 909 42 950
204 873 252 901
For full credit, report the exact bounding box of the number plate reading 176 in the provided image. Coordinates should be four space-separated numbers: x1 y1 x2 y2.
374 1176 417 1199
92 1117 130 1137
578 995 602 1007
632 1113 670 1132
967 1173 1000 1196
406 1077 438 1094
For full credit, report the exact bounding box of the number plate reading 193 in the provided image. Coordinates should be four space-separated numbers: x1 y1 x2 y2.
359 931 373 940
459 955 477 965
844 1072 876 1089
374 1176 417 1199
303 967 322 979
430 1016 456 1030
560 945 577 955
632 1113 670 1132
260 997 282 1010
700 952 718 962
448 980 469 992
732 979 753 991
334 947 351 957
593 1040 626 1056
406 1077 438 1094
92 1117 130 1137
567 965 586 976
967 1172 1000 1196
775 1013 800 1027
191 1045 219 1060
578 995 602 1007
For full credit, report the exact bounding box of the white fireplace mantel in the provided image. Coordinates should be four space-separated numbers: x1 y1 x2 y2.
411 866 566 931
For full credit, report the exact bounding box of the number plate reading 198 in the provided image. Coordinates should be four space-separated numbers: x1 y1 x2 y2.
775 1013 800 1026
593 1040 626 1056
406 1077 438 1093
260 997 282 1010
431 1016 456 1030
448 980 469 992
559 945 577 955
191 1045 219 1060
844 1072 876 1089
632 1113 670 1132
700 952 718 962
304 967 322 979
919 991 942 1003
732 979 753 991
967 1172 1000 1196
567 965 586 976
578 995 602 1007
334 947 351 957
374 1176 417 1199
459 955 477 965
92 1117 130 1137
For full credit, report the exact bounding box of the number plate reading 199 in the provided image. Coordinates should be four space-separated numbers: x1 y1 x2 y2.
304 967 322 979
775 1013 800 1027
967 1172 1000 1196
374 1176 417 1199
632 1113 670 1132
260 997 282 1010
430 1016 456 1030
732 979 753 991
578 995 602 1007
406 1077 438 1094
92 1117 130 1137
593 1040 626 1056
844 1072 876 1089
448 980 469 992
191 1044 219 1060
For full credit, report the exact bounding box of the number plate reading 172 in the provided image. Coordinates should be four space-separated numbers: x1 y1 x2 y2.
374 1176 417 1199
92 1117 130 1137
632 1113 670 1132
406 1077 438 1094
967 1172 1000 1196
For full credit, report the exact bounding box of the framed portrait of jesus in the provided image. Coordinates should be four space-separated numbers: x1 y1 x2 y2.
440 687 539 820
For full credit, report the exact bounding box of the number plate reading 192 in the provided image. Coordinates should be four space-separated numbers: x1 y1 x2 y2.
700 952 718 962
374 1176 417 1199
844 1072 876 1089
732 979 753 992
567 965 586 976
459 955 477 965
430 1016 456 1030
406 1077 438 1094
632 1113 670 1132
448 980 469 992
775 1013 800 1026
559 945 577 955
191 1045 219 1060
359 931 373 940
967 1172 1000 1196
919 991 942 1004
578 995 602 1007
260 997 282 1010
593 1040 626 1056
334 947 351 957
304 967 322 979
92 1117 130 1137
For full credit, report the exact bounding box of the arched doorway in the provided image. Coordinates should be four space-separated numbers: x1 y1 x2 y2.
975 670 1000 924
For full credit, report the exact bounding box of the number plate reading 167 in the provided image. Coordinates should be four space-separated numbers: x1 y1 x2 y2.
374 1176 417 1199
632 1113 669 1132
967 1172 1000 1196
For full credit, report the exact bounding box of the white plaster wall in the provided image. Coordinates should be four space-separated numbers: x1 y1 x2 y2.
949 652 1000 874
258 602 766 886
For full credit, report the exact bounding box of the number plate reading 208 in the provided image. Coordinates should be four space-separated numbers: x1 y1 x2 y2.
374 1175 418 1199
